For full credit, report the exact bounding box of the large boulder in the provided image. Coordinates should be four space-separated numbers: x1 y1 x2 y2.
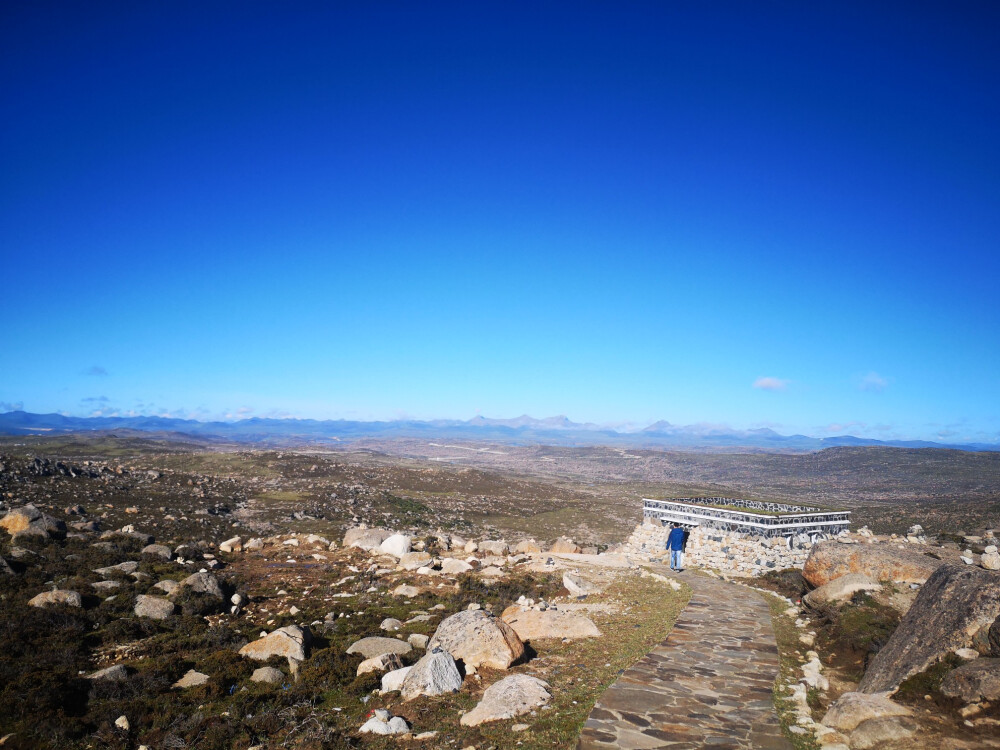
859 564 1000 693
549 538 582 554
940 658 1000 704
343 527 392 550
501 606 602 640
239 625 310 662
180 571 224 598
134 594 176 619
345 637 413 659
848 716 918 750
460 674 551 726
400 648 463 700
428 610 524 670
803 541 942 587
141 544 173 560
378 534 412 558
804 573 881 607
821 691 911 733
28 590 82 608
1 505 66 539
251 666 285 684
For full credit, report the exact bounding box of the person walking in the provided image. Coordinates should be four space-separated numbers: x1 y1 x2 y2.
666 522 686 571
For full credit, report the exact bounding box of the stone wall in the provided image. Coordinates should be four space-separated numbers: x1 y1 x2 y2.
623 517 816 577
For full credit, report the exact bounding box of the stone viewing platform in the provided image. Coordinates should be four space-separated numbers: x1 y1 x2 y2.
625 498 851 577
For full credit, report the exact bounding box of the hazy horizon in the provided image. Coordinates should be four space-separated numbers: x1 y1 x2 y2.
2 3 998 446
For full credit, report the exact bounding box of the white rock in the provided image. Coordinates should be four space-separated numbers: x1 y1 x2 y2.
460 674 551 726
440 558 473 575
400 648 463 700
381 666 413 692
379 533 412 558
219 536 242 553
115 715 130 731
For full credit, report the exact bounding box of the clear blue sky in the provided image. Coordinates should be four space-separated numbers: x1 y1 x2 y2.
2 2 998 443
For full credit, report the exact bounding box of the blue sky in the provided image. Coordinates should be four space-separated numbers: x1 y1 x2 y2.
1 2 998 444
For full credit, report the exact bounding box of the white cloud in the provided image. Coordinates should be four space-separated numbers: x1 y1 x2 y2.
752 376 789 391
84 365 109 377
859 372 889 392
0 400 24 412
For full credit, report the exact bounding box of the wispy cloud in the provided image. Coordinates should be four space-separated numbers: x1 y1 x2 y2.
859 372 888 392
84 365 109 377
82 395 110 403
752 376 789 391
0 400 24 412
824 421 866 433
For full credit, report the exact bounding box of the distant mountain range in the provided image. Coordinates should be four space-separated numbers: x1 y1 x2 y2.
0 411 996 453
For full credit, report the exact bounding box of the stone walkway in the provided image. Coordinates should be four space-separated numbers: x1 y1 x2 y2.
578 567 793 750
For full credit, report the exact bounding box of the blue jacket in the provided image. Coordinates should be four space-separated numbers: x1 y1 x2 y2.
667 527 685 551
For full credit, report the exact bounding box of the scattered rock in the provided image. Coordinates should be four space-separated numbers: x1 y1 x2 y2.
501 606 602 640
981 552 1000 571
173 669 209 689
439 558 473 575
803 541 942 587
94 561 139 577
381 617 403 631
134 594 175 619
479 540 508 556
244 537 264 550
804 573 882 606
460 674 551 726
180 571 224 598
345 636 413 659
398 551 432 570
115 715 130 732
400 648 463 700
86 664 129 681
408 633 429 649
141 544 173 560
514 539 542 554
343 527 392 551
357 652 404 675
153 580 180 595
219 536 242 553
858 564 1000 693
379 533 412 558
28 589 82 608
381 666 413 693
239 625 310 662
821 691 912 733
940 658 1000 704
251 666 285 684
563 572 601 596
428 610 524 670
359 709 409 735
392 584 421 598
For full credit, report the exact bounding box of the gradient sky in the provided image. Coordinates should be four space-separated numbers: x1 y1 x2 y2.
1 2 998 443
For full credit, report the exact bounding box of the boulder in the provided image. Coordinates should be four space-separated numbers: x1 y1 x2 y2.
244 537 264 550
0 556 14 575
392 584 421 598
1 505 66 539
343 527 392 550
345 636 413 659
940 658 1000 704
141 544 173 560
398 551 432 570
94 561 139 577
400 648 463 700
479 540 509 556
28 589 82 608
381 666 413 693
803 541 942 587
981 552 1000 571
428 610 524 670
359 709 409 735
219 536 242 553
239 625 310 662
92 580 121 593
549 537 582 554
563 573 601 596
134 594 175 619
408 633 429 649
804 573 881 607
251 666 285 684
153 579 180 595
440 558 473 575
849 716 918 750
858 564 1000 693
378 533 412 558
86 664 129 681
357 652 404 676
501 606 602 640
173 669 209 689
821 691 911 733
460 674 551 726
380 618 403 631
180 572 224 598
515 539 542 554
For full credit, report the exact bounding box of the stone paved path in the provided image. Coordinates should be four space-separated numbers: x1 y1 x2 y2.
578 567 793 750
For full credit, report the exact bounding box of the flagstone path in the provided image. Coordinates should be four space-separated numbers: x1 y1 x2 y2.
577 567 794 750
